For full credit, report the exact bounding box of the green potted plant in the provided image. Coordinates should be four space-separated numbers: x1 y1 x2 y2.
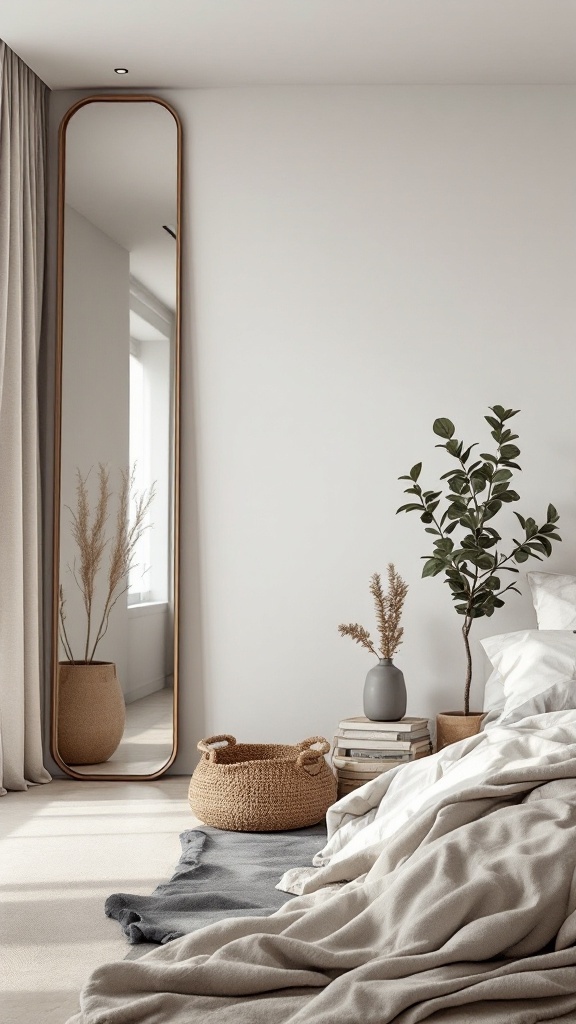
397 405 561 749
57 464 154 765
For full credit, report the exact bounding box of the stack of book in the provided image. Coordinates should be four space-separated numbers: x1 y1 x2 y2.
332 716 432 798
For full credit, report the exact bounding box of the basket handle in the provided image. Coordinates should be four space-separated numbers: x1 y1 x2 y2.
297 736 330 755
197 734 237 762
296 736 330 776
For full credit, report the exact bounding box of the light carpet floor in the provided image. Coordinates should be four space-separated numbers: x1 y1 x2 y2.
1 777 200 1024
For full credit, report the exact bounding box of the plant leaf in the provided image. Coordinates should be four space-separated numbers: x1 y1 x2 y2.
433 417 456 439
483 499 502 521
434 538 454 554
484 416 501 431
460 443 478 464
422 557 445 578
465 551 495 570
500 444 521 459
485 577 501 590
396 502 424 513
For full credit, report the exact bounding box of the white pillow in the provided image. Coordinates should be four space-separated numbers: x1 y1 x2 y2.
527 571 576 630
500 678 576 725
482 667 505 713
480 629 576 717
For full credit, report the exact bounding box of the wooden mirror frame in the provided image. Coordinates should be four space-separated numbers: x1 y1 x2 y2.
51 95 182 780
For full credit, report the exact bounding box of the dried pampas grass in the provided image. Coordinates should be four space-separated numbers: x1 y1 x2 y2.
59 464 155 663
338 564 408 660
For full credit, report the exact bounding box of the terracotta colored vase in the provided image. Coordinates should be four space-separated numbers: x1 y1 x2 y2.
435 711 486 752
57 661 126 765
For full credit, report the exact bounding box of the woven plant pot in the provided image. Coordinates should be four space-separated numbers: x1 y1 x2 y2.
189 734 337 831
57 661 126 765
435 711 486 752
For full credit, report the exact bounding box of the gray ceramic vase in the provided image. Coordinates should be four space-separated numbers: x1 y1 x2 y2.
363 658 407 721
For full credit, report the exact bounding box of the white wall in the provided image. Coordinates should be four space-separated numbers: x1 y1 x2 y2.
45 86 576 774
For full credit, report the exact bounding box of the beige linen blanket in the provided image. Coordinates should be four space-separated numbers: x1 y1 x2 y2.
68 745 576 1024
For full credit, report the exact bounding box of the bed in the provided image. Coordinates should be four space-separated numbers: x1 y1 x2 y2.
66 586 576 1024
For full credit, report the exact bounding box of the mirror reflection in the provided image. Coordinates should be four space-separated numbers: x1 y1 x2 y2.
54 98 180 777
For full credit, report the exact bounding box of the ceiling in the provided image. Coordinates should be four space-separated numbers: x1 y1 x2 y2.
3 0 576 89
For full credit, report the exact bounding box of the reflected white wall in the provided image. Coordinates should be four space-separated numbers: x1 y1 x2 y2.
60 204 130 687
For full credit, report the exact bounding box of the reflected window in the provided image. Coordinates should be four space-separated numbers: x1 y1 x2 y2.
128 278 173 606
129 343 152 602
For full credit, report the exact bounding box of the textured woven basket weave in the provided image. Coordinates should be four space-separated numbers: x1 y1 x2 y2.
188 734 337 831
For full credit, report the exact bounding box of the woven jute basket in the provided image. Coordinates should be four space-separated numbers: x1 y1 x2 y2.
57 661 125 765
189 734 337 831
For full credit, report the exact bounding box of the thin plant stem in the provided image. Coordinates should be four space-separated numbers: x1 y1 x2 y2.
58 586 75 663
462 618 473 716
88 470 155 662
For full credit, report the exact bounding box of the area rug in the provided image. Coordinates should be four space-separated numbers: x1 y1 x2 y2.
105 823 326 944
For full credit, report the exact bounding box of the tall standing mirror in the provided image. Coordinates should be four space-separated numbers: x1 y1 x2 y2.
52 97 181 779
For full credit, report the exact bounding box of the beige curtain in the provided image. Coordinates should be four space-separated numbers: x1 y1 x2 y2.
0 41 51 793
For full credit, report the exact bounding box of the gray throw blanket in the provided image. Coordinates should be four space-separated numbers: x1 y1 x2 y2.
105 824 327 944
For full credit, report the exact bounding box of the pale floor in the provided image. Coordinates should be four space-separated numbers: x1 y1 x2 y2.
1 777 201 1024
70 687 174 776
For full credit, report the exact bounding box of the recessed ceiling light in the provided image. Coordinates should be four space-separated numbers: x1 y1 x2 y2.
114 68 129 75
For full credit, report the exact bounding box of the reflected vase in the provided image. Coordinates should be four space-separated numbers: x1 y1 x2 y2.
363 658 407 722
57 661 126 765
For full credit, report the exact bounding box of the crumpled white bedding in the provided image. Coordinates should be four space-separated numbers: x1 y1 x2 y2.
279 695 576 895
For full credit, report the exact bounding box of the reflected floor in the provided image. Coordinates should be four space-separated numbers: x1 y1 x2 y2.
70 687 174 776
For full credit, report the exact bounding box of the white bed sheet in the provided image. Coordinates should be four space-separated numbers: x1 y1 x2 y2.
279 684 576 895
